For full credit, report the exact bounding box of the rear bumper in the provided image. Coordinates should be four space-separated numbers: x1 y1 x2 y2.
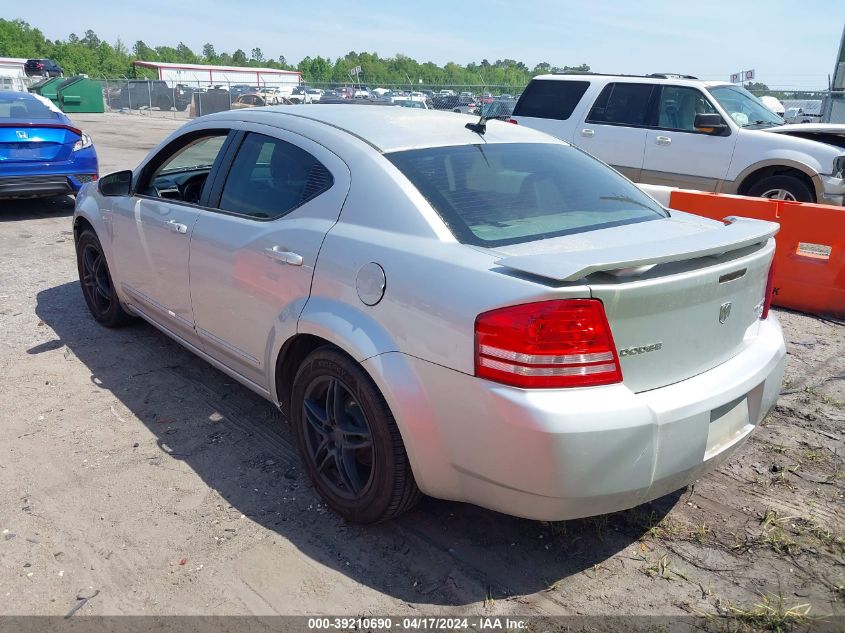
0 174 97 198
0 148 98 198
363 316 786 521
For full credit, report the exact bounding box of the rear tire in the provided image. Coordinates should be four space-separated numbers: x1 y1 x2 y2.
291 347 420 523
746 174 814 203
75 229 133 328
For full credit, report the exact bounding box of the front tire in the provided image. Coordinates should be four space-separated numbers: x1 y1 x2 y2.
291 347 420 523
747 174 814 203
75 229 133 327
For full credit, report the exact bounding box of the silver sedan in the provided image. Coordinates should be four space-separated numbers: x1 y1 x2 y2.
73 106 786 523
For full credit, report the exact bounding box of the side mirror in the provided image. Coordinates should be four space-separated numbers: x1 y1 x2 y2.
98 170 132 196
694 113 729 134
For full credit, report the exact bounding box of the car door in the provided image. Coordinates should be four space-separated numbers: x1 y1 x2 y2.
188 124 351 390
573 82 658 182
109 130 234 344
641 85 738 191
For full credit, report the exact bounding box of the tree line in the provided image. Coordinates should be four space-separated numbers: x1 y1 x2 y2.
0 18 589 86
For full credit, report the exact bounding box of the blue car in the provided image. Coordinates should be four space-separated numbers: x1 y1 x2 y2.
0 91 98 198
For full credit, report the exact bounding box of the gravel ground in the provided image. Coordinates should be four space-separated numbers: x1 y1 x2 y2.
0 113 843 628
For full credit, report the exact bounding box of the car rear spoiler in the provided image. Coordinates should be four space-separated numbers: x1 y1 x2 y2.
495 217 779 282
0 122 82 136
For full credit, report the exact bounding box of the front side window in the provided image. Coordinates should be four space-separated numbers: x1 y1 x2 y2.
707 85 783 128
587 83 656 127
656 86 717 131
218 132 333 220
155 135 227 174
387 143 666 248
141 133 229 203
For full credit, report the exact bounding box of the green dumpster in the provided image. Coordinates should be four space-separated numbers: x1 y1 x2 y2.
29 76 64 106
57 76 105 113
28 76 52 94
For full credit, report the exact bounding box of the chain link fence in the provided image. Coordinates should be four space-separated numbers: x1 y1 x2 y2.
89 77 529 119
26 75 838 123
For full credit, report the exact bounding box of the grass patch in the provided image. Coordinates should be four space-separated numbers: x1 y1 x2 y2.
759 510 799 554
641 553 688 582
723 592 812 633
792 517 845 554
799 449 828 464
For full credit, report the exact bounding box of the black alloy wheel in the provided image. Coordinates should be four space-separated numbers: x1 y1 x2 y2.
75 229 133 327
291 347 420 523
301 375 375 499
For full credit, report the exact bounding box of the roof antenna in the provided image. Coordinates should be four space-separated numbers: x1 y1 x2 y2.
465 78 489 134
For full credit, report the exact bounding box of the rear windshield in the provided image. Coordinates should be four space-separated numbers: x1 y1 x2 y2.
387 143 666 247
0 95 57 120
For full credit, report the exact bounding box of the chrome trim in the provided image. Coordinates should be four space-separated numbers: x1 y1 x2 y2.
479 345 614 365
478 357 618 376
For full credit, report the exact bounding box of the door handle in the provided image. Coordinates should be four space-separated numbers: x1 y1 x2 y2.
580 128 595 137
166 219 188 234
655 135 672 146
264 246 303 266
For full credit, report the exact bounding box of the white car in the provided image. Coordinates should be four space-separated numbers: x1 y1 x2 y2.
512 73 845 205
289 86 323 104
74 106 785 523
256 87 286 105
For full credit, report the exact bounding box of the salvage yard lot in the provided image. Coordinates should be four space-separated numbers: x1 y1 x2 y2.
0 113 843 624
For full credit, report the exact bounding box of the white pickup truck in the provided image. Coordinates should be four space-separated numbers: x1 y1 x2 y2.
512 73 845 205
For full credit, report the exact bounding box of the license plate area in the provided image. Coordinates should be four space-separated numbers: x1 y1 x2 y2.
705 395 751 461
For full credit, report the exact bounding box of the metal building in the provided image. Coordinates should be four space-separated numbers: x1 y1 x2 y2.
0 57 28 91
132 60 301 89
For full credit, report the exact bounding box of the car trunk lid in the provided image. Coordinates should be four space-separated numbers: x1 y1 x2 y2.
493 214 778 393
0 122 78 163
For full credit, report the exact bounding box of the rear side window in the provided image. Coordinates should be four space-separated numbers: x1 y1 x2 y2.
387 143 666 248
587 83 657 126
218 132 333 220
512 80 590 120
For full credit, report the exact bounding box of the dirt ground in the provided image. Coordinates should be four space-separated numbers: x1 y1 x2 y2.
0 113 843 628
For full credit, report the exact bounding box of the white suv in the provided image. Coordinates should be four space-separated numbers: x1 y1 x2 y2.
512 73 845 205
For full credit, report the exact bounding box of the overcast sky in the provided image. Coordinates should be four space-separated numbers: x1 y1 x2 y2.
10 1 845 89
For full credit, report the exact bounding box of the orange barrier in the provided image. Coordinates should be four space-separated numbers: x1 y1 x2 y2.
667 190 845 318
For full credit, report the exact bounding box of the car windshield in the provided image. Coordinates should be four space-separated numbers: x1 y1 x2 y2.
707 85 782 128
387 143 667 247
0 95 56 120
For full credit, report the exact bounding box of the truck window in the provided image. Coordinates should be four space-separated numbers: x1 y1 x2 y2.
586 83 657 127
512 80 590 120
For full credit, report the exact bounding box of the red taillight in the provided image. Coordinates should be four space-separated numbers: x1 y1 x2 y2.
761 259 776 320
507 118 518 124
475 299 623 389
